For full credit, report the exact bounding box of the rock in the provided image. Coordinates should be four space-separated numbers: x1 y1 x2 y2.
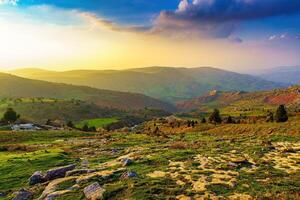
0 191 7 197
66 169 96 177
29 171 45 185
44 164 76 181
84 182 105 200
39 177 76 200
122 158 133 166
121 171 138 179
13 189 34 200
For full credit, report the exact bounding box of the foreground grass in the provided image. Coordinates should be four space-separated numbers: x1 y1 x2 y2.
0 121 299 199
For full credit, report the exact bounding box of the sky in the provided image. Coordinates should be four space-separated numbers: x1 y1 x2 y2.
0 0 300 71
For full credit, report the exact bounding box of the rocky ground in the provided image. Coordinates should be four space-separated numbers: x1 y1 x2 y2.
0 120 299 200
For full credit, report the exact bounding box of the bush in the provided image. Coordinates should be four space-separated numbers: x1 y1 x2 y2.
274 105 288 123
208 109 222 124
82 124 89 132
201 117 206 123
67 121 74 128
225 116 234 124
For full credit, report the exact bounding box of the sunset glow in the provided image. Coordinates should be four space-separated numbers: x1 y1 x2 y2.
0 1 300 71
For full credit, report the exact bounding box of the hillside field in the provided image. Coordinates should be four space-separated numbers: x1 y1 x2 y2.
75 118 119 129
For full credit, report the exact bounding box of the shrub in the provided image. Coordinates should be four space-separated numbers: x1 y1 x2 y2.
82 124 89 132
201 117 206 123
2 108 20 124
225 116 234 124
208 109 222 124
67 121 74 128
275 105 288 123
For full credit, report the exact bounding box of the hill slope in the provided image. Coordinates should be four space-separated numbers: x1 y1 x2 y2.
258 66 300 84
10 67 286 103
177 85 300 113
0 73 175 111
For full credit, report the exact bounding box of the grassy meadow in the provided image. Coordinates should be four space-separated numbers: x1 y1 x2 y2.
75 118 119 129
0 116 299 199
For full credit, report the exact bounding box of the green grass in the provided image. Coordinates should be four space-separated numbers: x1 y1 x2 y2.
0 120 299 199
0 131 95 145
0 149 72 190
75 117 119 129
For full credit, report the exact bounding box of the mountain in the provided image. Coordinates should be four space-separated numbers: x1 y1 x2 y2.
0 73 175 111
10 67 287 103
177 85 300 112
258 66 300 85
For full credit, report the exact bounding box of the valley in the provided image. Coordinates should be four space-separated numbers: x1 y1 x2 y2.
0 69 299 200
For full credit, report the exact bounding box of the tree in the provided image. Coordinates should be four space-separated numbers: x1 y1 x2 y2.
201 117 206 123
275 105 288 123
67 121 74 128
191 120 195 128
82 124 89 132
225 116 234 124
3 108 20 124
187 120 191 127
208 109 222 124
266 111 274 122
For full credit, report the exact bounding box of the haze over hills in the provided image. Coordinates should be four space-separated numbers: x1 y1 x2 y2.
10 67 287 103
257 66 300 85
0 73 175 111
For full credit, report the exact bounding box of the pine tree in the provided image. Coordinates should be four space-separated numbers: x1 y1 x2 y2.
208 109 222 124
275 105 288 123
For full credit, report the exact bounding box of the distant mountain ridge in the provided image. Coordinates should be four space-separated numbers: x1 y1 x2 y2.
177 85 300 111
258 66 300 85
11 66 287 103
0 73 176 111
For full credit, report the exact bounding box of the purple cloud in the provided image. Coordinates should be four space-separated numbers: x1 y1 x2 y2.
153 0 300 39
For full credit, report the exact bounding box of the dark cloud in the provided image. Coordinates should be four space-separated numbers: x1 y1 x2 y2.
154 0 300 39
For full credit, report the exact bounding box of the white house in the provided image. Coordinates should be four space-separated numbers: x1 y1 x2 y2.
11 124 42 131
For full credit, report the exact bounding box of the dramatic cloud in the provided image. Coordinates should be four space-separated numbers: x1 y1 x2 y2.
154 0 300 39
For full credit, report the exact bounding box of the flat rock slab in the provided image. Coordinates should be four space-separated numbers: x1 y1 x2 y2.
84 182 105 200
44 164 76 181
13 189 34 200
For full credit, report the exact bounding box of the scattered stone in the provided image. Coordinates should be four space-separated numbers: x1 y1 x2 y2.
66 169 96 177
0 192 6 197
121 171 138 179
44 164 76 181
84 182 105 200
13 189 34 200
29 171 45 185
122 158 133 166
39 177 76 200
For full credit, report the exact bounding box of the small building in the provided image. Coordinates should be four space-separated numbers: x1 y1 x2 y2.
11 124 42 131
